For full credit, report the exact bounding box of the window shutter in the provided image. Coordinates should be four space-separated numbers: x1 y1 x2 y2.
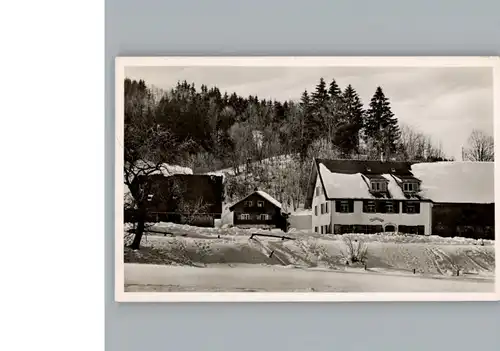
315 206 318 216
335 201 341 212
402 202 407 213
348 200 354 213
415 202 421 214
394 201 400 213
325 202 328 213
362 201 367 213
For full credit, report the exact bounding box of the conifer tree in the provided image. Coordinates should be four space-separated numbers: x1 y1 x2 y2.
334 84 364 155
328 78 341 98
311 77 329 107
300 90 310 107
299 90 316 159
364 86 400 157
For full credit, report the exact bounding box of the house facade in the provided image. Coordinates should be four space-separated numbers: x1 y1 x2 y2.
229 189 287 230
306 159 432 235
124 174 224 227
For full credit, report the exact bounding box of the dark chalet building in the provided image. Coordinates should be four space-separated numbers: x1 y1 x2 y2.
229 189 288 231
125 174 224 227
412 161 495 240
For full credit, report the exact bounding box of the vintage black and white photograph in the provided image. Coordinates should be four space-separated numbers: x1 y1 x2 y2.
115 57 498 301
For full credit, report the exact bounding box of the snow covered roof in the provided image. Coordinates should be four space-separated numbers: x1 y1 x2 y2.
411 162 494 204
255 190 282 209
203 171 227 182
309 158 494 206
290 208 312 216
319 163 421 200
320 164 372 199
124 161 193 198
131 160 193 177
228 190 282 210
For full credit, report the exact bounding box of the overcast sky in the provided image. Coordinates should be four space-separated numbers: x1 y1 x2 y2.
125 66 494 160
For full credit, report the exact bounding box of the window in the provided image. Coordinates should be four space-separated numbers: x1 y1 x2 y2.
403 201 420 214
403 182 418 192
340 201 350 213
390 168 396 173
314 206 318 216
366 167 372 172
320 203 324 214
314 226 318 233
147 194 154 202
386 202 394 213
366 201 376 213
321 226 324 234
336 200 353 213
325 202 329 213
259 214 270 220
245 200 253 207
257 201 264 208
371 181 387 192
240 213 250 220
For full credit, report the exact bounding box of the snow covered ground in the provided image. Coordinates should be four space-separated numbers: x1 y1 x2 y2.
124 263 493 293
124 222 495 292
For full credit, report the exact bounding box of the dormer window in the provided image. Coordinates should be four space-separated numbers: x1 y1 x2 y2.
403 182 419 193
371 181 387 192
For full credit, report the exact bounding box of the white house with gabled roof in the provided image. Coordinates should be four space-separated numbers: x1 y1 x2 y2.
305 159 433 235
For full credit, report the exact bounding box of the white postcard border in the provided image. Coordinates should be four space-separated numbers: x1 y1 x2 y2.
114 56 500 302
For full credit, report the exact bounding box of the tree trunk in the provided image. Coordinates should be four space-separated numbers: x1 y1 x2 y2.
130 210 146 250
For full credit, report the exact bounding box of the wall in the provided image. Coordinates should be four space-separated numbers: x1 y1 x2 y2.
311 176 332 232
432 202 495 239
289 213 312 230
331 200 432 235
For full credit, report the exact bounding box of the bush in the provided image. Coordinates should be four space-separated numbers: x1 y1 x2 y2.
341 236 368 264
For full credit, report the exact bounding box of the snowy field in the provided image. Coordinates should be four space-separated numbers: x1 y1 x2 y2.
125 263 493 292
124 222 495 293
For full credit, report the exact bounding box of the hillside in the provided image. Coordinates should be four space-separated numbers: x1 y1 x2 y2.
205 154 309 213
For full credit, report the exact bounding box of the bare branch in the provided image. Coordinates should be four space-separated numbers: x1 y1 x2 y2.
463 129 494 162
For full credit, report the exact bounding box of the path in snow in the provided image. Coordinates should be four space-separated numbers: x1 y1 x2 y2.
124 263 494 293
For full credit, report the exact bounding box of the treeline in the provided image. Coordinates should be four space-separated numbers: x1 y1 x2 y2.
125 77 449 173
124 77 452 210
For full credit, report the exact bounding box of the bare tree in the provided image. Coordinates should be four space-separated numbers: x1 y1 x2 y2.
307 138 342 160
123 79 192 250
463 129 494 162
397 123 447 162
228 122 254 175
178 196 212 225
340 236 368 264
